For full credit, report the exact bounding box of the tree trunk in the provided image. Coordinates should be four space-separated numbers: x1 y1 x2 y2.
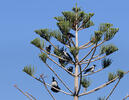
74 11 79 100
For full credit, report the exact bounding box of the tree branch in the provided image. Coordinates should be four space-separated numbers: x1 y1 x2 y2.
105 79 121 100
79 41 91 49
26 92 37 100
14 85 33 100
79 40 105 63
79 71 129 96
79 43 97 75
81 55 106 65
122 94 129 100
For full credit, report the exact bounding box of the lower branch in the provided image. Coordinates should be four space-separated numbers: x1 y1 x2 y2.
14 85 33 100
105 79 121 100
123 94 129 100
26 92 37 100
79 71 129 96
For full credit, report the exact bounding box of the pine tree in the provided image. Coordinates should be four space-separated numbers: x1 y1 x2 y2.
15 4 129 100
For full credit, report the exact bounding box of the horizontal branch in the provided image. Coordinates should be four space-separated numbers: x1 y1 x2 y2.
79 71 129 96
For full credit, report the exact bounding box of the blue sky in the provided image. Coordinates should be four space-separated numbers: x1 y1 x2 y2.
0 0 129 100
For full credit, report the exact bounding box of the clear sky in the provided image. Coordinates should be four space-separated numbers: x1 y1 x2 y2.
0 0 129 100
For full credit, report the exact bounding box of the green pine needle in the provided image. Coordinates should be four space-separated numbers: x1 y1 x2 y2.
108 72 117 81
35 29 52 41
23 65 35 76
104 28 119 41
99 23 113 33
81 77 91 89
102 58 112 68
39 53 48 63
117 70 124 79
100 44 118 55
91 31 103 43
31 38 41 48
54 16 65 22
51 31 68 45
57 21 71 34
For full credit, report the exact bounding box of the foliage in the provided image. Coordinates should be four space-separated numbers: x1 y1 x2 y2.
100 44 118 55
35 29 52 41
91 31 103 43
104 28 119 41
117 70 124 79
108 72 117 81
39 53 48 63
23 65 35 76
31 38 41 48
102 58 112 68
81 77 91 89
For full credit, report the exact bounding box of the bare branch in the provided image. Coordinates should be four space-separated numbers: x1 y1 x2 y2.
48 40 58 49
105 79 121 100
123 94 129 100
79 45 95 63
79 71 129 96
26 92 37 100
79 43 97 75
79 41 91 49
81 55 106 65
80 43 94 49
14 85 33 100
79 40 105 63
40 74 56 100
71 38 76 47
